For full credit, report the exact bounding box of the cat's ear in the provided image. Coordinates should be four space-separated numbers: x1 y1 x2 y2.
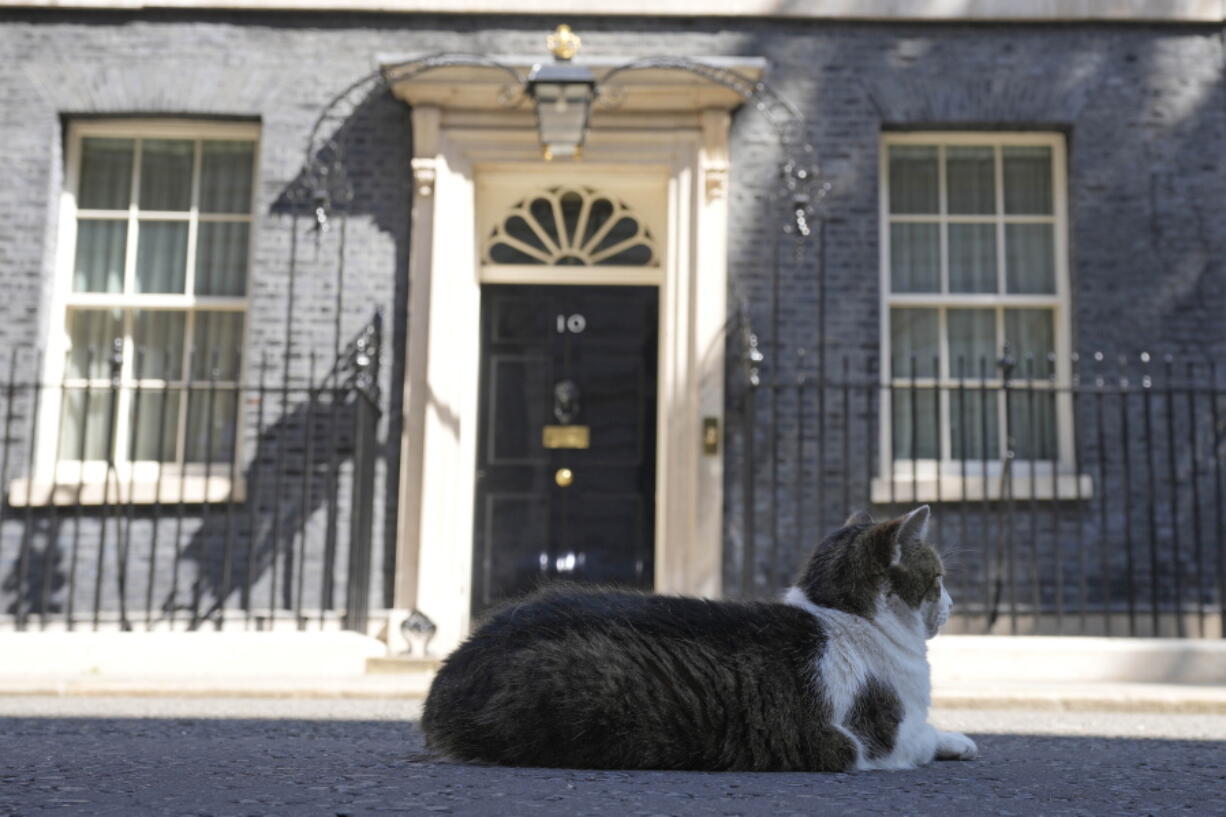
895 505 930 548
844 509 874 527
880 505 930 567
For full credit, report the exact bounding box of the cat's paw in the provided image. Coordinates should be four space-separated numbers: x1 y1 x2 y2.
935 730 977 761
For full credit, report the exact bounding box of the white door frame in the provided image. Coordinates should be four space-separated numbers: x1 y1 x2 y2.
388 93 739 655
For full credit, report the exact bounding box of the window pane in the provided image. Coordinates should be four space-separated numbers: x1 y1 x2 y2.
195 222 249 295
891 387 939 460
946 146 995 215
889 223 940 292
1005 309 1055 379
888 145 938 214
191 312 243 380
948 309 997 376
78 138 133 210
73 220 127 293
58 388 112 461
200 141 255 214
66 309 122 379
1003 146 1053 215
129 391 180 462
135 221 188 293
890 308 938 378
948 223 997 293
1005 223 1055 294
139 139 194 211
184 389 239 463
1008 390 1057 460
132 310 185 380
950 387 1000 460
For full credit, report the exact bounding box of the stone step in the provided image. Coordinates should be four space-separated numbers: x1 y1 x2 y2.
365 655 443 675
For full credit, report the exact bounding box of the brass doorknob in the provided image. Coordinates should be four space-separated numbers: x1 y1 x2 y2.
555 467 574 487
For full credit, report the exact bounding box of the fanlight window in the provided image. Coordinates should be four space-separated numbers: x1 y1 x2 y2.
484 186 657 266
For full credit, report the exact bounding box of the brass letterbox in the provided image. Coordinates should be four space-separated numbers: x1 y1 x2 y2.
542 425 590 449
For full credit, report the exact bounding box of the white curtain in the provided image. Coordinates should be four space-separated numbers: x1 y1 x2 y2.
890 223 940 292
200 141 254 214
135 221 189 293
946 146 994 214
892 389 940 461
58 389 112 461
888 145 938 213
195 222 249 295
950 387 1000 461
128 310 186 462
190 312 244 380
139 139 192 211
948 223 996 293
73 220 126 293
1008 391 1057 460
184 312 243 463
1005 223 1055 293
129 392 180 462
78 138 132 210
132 310 185 380
1005 309 1054 378
890 308 938 377
1003 146 1052 214
947 309 996 374
67 137 254 464
67 309 121 379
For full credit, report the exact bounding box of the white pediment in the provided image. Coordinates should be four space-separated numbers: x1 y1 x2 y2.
378 53 766 114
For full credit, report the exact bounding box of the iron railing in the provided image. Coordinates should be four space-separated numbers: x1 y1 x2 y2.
0 315 383 633
737 352 1226 638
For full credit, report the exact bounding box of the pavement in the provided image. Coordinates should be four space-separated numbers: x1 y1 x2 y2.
1 697 1224 817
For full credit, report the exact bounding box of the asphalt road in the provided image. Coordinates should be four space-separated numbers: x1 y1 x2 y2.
1 698 1224 817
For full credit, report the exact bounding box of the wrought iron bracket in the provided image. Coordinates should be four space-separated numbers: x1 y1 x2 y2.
294 44 830 394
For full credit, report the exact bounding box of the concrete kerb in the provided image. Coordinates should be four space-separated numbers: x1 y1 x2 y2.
928 635 1226 685
0 631 388 678
2 632 1225 713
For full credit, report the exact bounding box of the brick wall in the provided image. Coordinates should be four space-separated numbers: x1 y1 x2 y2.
0 11 1223 622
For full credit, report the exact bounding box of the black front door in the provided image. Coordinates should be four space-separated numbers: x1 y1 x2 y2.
472 284 658 616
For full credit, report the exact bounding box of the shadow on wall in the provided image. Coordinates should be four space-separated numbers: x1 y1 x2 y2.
0 323 381 631
268 80 411 611
1 79 408 628
169 382 364 629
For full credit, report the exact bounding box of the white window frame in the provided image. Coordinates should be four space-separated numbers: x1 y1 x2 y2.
17 118 259 505
874 131 1089 503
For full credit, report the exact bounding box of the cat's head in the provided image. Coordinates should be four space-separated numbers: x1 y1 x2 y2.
792 505 951 639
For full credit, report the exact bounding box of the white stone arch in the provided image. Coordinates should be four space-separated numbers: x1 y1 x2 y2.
386 58 761 654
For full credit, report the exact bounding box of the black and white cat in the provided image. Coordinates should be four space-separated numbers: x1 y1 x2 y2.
422 505 977 772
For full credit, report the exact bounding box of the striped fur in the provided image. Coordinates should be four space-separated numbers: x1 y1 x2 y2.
422 505 976 771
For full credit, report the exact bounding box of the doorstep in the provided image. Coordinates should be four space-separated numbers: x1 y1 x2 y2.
366 655 443 674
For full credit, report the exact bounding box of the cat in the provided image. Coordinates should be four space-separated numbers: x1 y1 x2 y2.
421 504 977 771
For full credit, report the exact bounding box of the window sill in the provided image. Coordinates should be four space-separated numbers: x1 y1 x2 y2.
8 476 246 507
870 473 1093 504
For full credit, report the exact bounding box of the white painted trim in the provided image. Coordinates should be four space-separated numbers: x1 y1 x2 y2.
9 474 245 506
409 131 481 653
478 266 662 286
397 105 731 654
392 105 440 619
869 472 1093 504
32 119 260 493
878 131 1076 493
6 0 1222 22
